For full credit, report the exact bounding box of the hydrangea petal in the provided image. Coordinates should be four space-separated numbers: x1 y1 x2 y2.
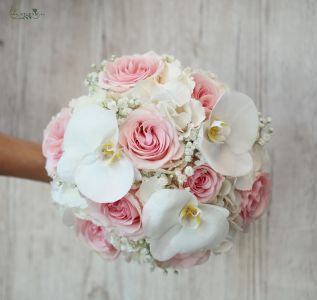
235 171 255 190
138 176 165 203
51 179 88 209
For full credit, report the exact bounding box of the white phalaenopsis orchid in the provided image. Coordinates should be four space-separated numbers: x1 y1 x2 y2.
142 189 229 261
57 103 134 203
198 92 259 177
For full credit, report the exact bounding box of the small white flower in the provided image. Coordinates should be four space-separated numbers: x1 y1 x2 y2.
134 98 141 106
177 174 187 184
185 155 193 162
128 99 136 107
184 166 194 176
107 100 117 110
174 169 181 176
158 174 169 186
117 97 129 107
121 107 132 116
185 148 193 156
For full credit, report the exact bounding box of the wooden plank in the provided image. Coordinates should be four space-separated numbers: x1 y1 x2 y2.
0 0 316 299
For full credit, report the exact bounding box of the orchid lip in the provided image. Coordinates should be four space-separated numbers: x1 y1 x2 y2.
179 202 202 229
207 120 231 144
100 141 122 164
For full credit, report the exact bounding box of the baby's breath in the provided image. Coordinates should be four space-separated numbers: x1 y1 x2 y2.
257 112 274 145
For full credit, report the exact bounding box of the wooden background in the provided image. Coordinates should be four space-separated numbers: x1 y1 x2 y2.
1 0 316 299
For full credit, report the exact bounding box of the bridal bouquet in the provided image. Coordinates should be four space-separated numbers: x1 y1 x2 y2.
43 52 273 270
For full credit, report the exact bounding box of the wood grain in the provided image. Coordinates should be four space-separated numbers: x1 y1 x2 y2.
0 0 316 299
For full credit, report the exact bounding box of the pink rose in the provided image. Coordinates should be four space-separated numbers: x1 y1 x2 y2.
119 108 183 169
75 219 119 259
192 73 224 115
89 193 143 238
184 164 223 203
157 250 210 269
98 51 164 93
238 173 271 227
42 108 71 177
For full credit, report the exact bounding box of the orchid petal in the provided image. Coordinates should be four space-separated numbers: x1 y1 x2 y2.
211 92 259 154
149 225 181 261
57 147 86 182
235 144 267 190
63 104 118 153
57 104 118 182
143 189 229 261
199 124 253 176
75 155 134 203
142 189 192 239
171 205 229 254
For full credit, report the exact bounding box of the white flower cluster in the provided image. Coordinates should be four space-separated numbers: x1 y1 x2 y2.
109 235 155 267
43 52 273 271
257 112 274 146
84 64 102 93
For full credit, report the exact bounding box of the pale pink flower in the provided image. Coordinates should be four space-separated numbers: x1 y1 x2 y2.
192 73 224 115
99 51 164 92
75 219 119 259
119 107 183 169
89 193 143 238
42 108 71 177
238 173 271 227
184 164 223 203
157 250 210 269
